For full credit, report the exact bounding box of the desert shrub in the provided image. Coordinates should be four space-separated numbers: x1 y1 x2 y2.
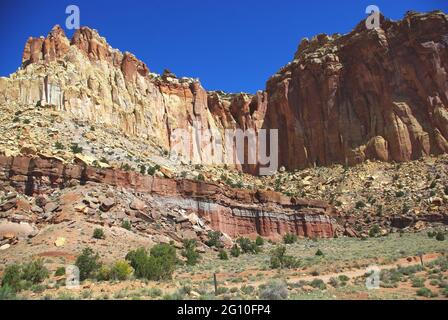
126 244 177 281
395 190 405 197
93 228 105 239
427 231 436 238
121 220 131 231
369 225 380 237
398 264 423 276
54 267 65 277
139 165 146 175
259 280 288 300
237 237 260 254
206 231 223 248
75 248 102 281
310 278 326 290
96 265 111 281
0 285 17 300
1 260 49 292
196 174 205 181
21 259 49 284
110 260 133 280
1 264 23 291
315 249 324 256
255 236 264 246
270 245 300 269
70 143 83 154
283 233 297 244
182 239 200 266
218 250 228 260
338 275 350 282
54 141 64 150
355 201 366 209
147 165 160 176
411 277 425 288
444 185 448 195
435 232 445 241
230 245 241 257
416 287 437 298
241 285 255 295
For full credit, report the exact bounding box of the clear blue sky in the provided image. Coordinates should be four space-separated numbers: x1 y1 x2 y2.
0 0 446 93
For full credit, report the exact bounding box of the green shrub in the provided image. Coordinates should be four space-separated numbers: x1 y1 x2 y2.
435 232 445 241
1 264 23 291
411 277 425 288
230 245 241 257
205 231 223 248
338 275 350 282
121 220 131 231
395 191 405 197
196 174 205 181
427 231 436 238
110 261 133 280
147 165 160 176
310 278 326 290
315 249 324 256
96 265 111 281
182 239 200 266
270 245 299 269
54 141 64 150
1 260 49 292
355 201 366 209
283 233 297 244
416 287 437 298
218 250 228 260
54 267 66 277
0 285 17 300
93 228 105 240
75 248 102 281
241 285 255 295
237 237 260 254
255 236 264 246
369 225 380 237
259 280 288 300
125 244 177 281
21 260 49 284
70 143 83 154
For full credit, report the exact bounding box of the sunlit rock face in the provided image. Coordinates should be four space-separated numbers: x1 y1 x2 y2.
2 11 448 174
264 11 448 169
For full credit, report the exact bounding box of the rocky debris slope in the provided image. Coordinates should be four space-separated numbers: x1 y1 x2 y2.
265 11 448 170
0 155 339 250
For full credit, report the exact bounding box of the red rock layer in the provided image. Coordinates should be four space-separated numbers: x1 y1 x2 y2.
264 11 448 169
0 155 338 238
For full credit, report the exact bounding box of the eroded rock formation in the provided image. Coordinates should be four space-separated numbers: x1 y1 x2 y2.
265 11 448 169
1 11 447 173
0 155 338 238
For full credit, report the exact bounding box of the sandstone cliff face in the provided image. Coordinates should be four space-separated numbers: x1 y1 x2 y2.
2 25 264 172
0 155 337 238
1 11 447 173
265 11 448 169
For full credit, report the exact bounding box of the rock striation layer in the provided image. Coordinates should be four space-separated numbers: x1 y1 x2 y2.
0 155 338 238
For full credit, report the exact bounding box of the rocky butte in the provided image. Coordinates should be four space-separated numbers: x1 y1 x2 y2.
0 11 447 240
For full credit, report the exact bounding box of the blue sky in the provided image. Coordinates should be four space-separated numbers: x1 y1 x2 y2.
0 0 446 93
